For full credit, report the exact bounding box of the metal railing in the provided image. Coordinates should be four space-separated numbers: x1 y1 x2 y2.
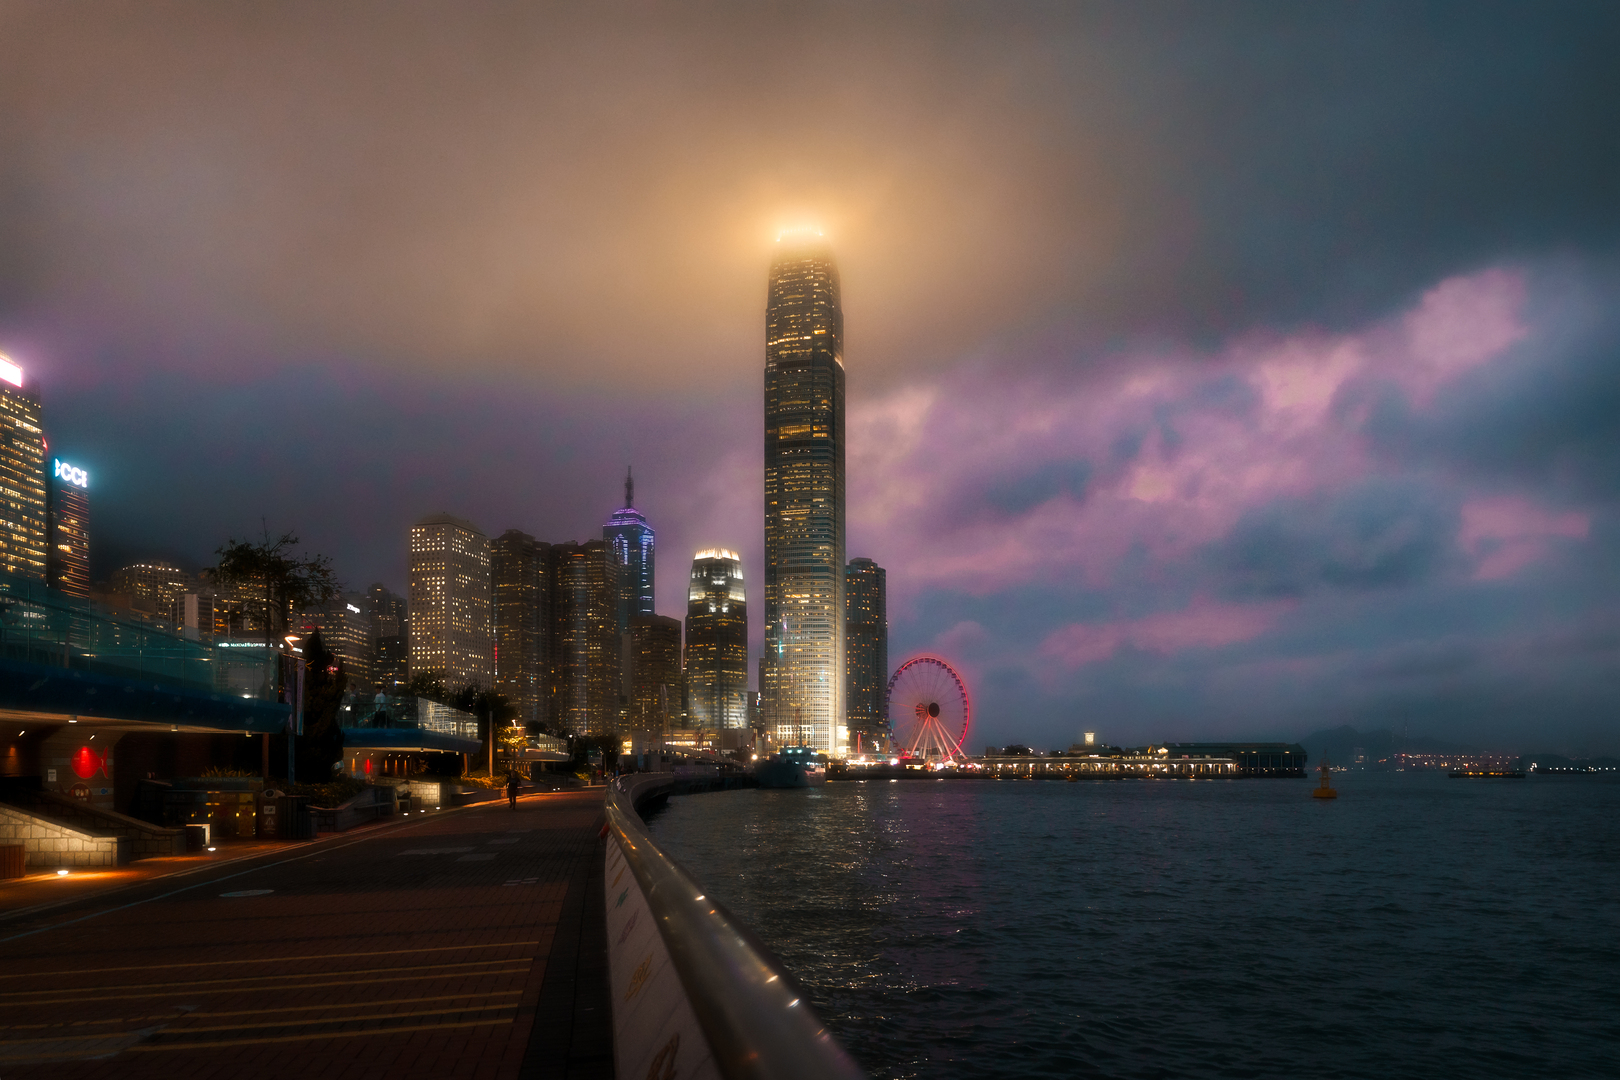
604 775 865 1080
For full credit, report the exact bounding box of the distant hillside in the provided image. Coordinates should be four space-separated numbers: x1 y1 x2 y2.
1298 725 1480 765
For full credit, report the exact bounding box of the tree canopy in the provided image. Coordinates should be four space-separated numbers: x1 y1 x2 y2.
212 527 341 641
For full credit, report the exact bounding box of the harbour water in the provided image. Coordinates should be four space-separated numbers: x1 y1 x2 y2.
646 772 1620 1079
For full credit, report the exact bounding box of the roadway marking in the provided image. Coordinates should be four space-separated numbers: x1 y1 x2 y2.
122 1016 515 1052
457 853 496 862
0 989 524 1030
219 889 273 897
398 847 475 855
0 939 541 981
0 958 533 1004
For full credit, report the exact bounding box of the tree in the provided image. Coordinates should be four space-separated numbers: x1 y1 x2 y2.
404 670 451 703
212 527 341 645
292 628 348 779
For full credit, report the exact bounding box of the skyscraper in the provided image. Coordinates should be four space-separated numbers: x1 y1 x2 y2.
365 583 409 694
626 613 682 731
603 467 655 637
551 540 618 734
491 530 551 726
845 557 888 752
46 457 89 597
408 512 492 691
686 548 748 736
299 596 374 693
762 232 846 755
0 356 47 582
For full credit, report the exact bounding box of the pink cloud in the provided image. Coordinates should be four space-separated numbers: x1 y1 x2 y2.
1459 496 1589 581
848 266 1534 603
1039 598 1293 670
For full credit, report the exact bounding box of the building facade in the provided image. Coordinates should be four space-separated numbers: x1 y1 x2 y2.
109 561 194 625
300 596 374 693
364 583 409 694
491 530 551 727
685 548 748 735
46 457 89 597
551 540 618 735
408 513 492 692
761 232 846 755
845 557 888 752
0 358 47 582
626 613 682 731
603 468 655 637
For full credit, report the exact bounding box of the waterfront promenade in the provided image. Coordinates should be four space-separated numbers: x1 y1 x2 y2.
0 790 611 1079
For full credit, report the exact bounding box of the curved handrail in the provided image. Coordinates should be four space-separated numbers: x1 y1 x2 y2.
605 774 865 1080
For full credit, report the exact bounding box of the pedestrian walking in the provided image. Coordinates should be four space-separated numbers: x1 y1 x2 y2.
506 770 521 809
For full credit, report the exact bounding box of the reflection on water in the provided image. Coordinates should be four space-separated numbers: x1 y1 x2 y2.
646 773 1620 1079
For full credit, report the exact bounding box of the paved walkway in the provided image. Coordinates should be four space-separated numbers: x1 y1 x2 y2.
0 791 613 1079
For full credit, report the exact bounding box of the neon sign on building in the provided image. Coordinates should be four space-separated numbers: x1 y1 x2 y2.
53 459 88 488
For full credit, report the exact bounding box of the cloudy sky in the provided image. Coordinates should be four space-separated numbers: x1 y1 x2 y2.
2 2 1617 752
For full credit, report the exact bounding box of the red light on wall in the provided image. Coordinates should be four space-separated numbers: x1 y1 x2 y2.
71 745 108 779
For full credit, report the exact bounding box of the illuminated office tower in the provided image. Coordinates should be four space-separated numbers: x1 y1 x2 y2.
0 356 47 581
408 513 492 691
45 457 89 597
299 595 373 693
365 584 409 693
603 467 655 640
627 613 682 730
686 548 748 735
762 232 845 755
491 530 551 726
844 558 888 752
551 540 617 735
110 561 193 623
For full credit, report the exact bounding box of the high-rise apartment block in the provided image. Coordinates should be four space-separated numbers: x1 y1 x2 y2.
845 557 888 751
626 613 682 730
551 540 618 734
685 549 748 734
0 358 47 582
408 512 492 691
491 530 552 727
46 457 89 597
603 468 655 638
762 232 846 755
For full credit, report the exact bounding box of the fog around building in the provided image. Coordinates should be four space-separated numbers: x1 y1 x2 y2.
1 2 1617 751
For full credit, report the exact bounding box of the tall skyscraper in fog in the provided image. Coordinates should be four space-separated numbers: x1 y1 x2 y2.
0 355 47 582
762 231 845 755
365 583 409 694
551 540 618 735
686 549 748 735
603 467 654 637
408 513 492 691
845 557 888 751
491 530 551 726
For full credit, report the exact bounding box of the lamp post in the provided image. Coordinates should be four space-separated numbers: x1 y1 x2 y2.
283 635 304 784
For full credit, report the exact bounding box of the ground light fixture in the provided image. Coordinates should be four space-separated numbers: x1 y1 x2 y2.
56 869 69 876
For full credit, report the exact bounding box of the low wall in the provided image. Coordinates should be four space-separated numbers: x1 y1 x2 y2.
25 791 186 859
0 803 126 868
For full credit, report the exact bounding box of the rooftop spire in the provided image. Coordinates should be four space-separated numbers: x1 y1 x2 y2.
625 465 634 508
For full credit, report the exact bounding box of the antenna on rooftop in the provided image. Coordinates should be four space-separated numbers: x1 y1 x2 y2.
625 465 634 508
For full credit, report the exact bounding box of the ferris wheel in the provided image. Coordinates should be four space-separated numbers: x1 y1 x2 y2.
885 655 971 765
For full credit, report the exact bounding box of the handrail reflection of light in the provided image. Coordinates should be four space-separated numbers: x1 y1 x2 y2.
604 775 864 1080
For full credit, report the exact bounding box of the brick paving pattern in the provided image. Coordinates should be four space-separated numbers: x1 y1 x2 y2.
0 791 612 1079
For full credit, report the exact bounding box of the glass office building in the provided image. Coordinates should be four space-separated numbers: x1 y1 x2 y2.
603 467 655 638
762 232 846 754
844 557 888 752
685 549 748 734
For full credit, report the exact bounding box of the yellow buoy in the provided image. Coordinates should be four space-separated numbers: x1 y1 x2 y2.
1312 756 1338 799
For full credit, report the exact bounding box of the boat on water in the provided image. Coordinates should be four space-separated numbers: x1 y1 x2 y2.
756 745 827 789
